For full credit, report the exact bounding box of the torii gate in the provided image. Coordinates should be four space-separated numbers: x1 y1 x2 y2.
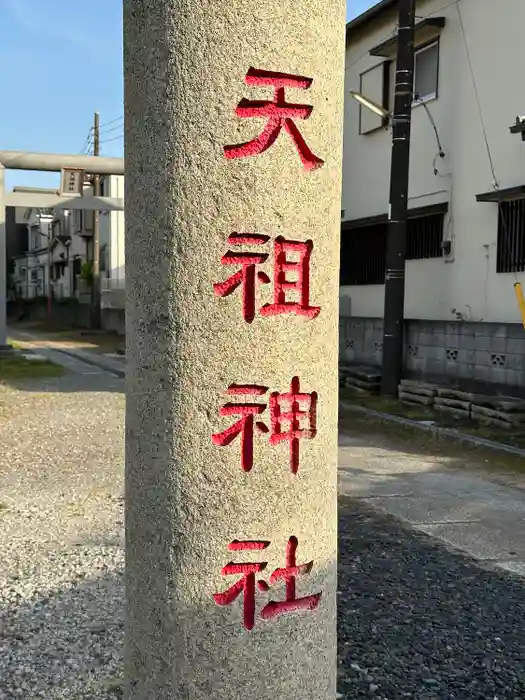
0 150 125 350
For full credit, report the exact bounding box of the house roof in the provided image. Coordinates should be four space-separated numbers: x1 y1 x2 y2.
346 0 397 38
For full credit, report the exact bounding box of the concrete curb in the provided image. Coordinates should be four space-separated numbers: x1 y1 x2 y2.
54 347 125 378
340 400 525 459
9 329 126 378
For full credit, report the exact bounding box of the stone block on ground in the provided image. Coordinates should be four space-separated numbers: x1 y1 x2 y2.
398 380 437 398
434 397 472 411
398 391 434 406
346 376 379 393
434 404 470 420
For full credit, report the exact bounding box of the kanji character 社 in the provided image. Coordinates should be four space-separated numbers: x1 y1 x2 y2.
260 536 322 621
260 236 320 319
269 376 317 474
213 540 270 631
211 384 269 472
213 233 270 323
224 67 324 171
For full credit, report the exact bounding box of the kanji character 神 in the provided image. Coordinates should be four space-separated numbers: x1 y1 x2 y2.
211 383 269 472
224 67 324 171
211 377 317 474
213 537 321 631
213 234 320 323
269 376 318 474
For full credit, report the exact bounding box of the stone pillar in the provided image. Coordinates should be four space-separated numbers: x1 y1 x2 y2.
123 2 345 699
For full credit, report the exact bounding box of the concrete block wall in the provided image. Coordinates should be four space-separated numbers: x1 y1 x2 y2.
340 313 525 391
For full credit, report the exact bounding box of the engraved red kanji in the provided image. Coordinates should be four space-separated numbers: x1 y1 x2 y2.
224 67 324 171
212 377 317 474
260 536 321 621
260 236 320 319
211 384 269 472
213 235 320 323
269 376 318 474
213 233 270 323
213 537 321 630
213 540 270 631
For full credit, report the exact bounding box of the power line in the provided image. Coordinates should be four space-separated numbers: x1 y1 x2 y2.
455 0 498 189
100 133 124 145
99 121 124 135
98 115 123 130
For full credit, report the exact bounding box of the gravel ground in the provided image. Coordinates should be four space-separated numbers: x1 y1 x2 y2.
2 373 525 699
0 374 125 700
338 496 525 700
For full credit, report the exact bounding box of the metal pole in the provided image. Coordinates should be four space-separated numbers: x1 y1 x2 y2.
0 165 8 352
91 112 101 329
47 226 52 326
380 0 416 396
0 150 124 175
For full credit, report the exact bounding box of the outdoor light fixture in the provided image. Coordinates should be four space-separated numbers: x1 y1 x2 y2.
350 90 446 168
349 90 390 119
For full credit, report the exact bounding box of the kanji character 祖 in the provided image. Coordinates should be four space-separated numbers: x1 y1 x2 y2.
213 234 320 322
269 376 317 474
260 536 321 621
260 236 320 319
213 540 270 631
211 384 269 472
224 67 324 171
213 233 270 323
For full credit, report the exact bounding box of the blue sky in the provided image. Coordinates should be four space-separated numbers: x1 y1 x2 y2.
0 0 376 190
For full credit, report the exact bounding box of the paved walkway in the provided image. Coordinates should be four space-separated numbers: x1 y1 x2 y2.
339 424 525 577
9 329 125 378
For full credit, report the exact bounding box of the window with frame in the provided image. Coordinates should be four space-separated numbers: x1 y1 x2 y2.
497 199 525 273
73 209 83 232
406 213 444 260
340 211 445 286
413 40 439 102
340 222 386 285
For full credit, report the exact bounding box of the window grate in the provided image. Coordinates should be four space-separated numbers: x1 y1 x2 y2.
497 199 525 273
340 212 444 286
406 213 444 260
340 223 386 285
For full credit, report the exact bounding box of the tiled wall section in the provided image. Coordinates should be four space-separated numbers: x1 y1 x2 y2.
339 314 525 389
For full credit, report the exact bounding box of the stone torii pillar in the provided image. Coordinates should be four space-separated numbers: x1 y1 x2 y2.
123 2 345 699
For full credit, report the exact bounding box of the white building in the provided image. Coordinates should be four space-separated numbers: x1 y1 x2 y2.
11 176 125 331
342 0 525 390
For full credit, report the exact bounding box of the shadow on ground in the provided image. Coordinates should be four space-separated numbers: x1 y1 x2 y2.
339 407 525 480
2 501 525 698
1 373 124 395
338 497 525 699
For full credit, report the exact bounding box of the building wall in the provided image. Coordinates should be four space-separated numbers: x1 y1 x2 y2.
342 0 525 324
101 174 125 281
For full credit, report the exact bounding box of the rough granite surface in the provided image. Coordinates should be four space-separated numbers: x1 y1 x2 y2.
123 1 346 698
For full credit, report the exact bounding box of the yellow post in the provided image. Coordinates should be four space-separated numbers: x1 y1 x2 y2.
514 282 525 328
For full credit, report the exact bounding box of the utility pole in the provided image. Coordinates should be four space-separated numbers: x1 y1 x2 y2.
380 0 416 396
0 164 9 354
91 111 101 329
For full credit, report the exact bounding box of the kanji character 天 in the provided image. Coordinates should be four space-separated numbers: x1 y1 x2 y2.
260 236 320 319
269 376 317 474
213 233 270 323
213 540 270 631
211 384 269 472
224 67 324 171
260 536 321 621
